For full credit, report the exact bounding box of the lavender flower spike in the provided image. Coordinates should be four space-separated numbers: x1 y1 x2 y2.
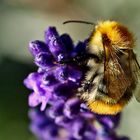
24 26 130 140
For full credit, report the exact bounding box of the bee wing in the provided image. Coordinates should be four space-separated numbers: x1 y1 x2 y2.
104 47 131 101
130 52 140 102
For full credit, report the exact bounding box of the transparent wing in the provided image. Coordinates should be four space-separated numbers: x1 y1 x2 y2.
104 47 132 101
130 52 140 102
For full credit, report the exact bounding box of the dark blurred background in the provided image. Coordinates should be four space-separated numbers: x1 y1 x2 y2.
0 0 140 140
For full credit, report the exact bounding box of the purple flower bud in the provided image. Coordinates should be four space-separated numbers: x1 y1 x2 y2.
60 34 74 52
54 66 68 82
29 40 49 57
35 52 54 69
74 41 86 54
45 27 68 62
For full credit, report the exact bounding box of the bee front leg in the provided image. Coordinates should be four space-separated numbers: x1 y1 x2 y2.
78 72 98 93
59 53 87 65
78 81 93 93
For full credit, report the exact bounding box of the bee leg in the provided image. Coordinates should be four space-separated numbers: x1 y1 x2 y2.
83 81 94 92
78 79 94 94
96 93 118 104
59 53 87 65
78 72 98 93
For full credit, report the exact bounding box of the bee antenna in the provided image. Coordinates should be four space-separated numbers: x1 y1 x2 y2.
63 20 95 25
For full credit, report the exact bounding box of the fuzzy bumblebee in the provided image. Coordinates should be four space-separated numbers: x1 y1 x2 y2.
63 20 140 115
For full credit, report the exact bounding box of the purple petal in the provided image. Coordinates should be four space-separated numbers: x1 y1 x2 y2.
71 118 86 139
96 113 121 130
64 98 81 118
48 100 64 119
42 72 58 86
28 92 51 111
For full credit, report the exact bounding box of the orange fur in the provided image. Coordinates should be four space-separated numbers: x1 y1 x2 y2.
96 21 134 47
87 99 127 115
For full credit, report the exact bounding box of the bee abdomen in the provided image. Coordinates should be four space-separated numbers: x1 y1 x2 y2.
87 90 133 115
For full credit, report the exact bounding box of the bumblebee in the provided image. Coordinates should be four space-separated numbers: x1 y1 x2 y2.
62 20 140 115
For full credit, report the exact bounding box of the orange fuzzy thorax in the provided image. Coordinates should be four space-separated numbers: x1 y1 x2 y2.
100 21 133 46
90 21 134 51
